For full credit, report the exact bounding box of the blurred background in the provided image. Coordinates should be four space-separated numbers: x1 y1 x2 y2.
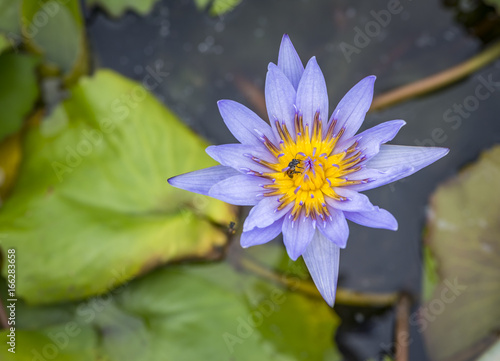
0 0 499 360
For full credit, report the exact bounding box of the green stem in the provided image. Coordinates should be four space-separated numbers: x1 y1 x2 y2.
370 40 500 111
239 256 399 307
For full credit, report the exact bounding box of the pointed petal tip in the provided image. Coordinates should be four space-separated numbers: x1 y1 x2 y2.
267 62 277 71
428 147 450 162
287 251 301 261
240 243 250 249
216 99 229 109
358 75 376 87
324 295 335 308
166 176 176 186
277 34 303 89
305 56 318 67
205 145 216 157
302 231 340 308
217 98 236 108
387 215 399 231
167 175 187 189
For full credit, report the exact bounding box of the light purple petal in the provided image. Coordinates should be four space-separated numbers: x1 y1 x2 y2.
346 145 449 191
208 174 269 206
218 100 277 146
326 188 375 212
329 75 375 140
302 229 340 307
366 144 449 172
344 207 398 230
167 165 240 195
343 165 413 192
318 207 349 248
282 213 315 261
296 57 329 128
335 120 406 160
265 63 297 138
206 144 276 174
243 196 293 231
277 34 304 90
240 218 284 248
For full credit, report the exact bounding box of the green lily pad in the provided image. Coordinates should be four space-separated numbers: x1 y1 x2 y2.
0 326 97 361
0 52 39 142
422 145 500 360
86 0 161 17
0 0 21 35
21 0 88 83
0 261 341 360
0 69 235 305
193 0 242 16
0 33 11 53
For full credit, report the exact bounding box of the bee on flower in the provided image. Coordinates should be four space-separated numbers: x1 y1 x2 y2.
168 34 448 306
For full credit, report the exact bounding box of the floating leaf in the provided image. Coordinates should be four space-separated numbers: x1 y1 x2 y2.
0 52 39 142
21 0 88 83
1 326 97 361
0 33 11 53
422 145 500 360
193 0 242 16
0 0 21 35
0 261 341 360
193 0 211 10
0 69 235 304
421 244 439 303
86 0 161 17
210 0 242 15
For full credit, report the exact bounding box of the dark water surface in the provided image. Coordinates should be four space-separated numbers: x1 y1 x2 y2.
87 0 500 359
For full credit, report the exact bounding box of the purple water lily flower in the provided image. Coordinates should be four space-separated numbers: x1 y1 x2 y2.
168 34 448 306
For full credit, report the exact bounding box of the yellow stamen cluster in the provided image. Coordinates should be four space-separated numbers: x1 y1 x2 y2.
253 112 367 221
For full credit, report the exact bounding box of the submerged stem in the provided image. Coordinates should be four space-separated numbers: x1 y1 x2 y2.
239 256 399 307
395 294 411 361
370 40 500 111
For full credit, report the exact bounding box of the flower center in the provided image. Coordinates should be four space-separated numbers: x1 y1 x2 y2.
253 112 368 221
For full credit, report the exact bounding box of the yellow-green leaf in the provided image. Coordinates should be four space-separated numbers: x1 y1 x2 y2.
0 0 21 35
0 52 39 142
422 145 500 360
21 0 88 83
1 261 341 360
193 0 242 16
86 0 161 17
0 69 235 304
